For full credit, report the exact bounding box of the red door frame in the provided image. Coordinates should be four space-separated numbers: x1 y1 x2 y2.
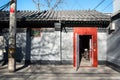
73 27 98 67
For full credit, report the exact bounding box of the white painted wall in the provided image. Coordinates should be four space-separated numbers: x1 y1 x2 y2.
15 29 108 63
31 31 60 61
62 31 73 61
16 33 27 62
2 28 108 64
97 32 107 61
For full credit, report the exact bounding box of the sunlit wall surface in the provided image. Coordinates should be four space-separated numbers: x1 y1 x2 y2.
113 0 120 13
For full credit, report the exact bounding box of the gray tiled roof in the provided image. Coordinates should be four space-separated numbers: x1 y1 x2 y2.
0 10 110 21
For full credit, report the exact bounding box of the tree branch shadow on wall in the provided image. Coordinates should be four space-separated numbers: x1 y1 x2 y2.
0 47 8 66
0 32 9 66
16 29 62 71
30 31 61 65
16 28 31 71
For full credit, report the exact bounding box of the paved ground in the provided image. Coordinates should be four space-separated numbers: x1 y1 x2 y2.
0 64 120 80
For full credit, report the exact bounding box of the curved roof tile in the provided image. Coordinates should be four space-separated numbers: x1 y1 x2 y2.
0 10 110 21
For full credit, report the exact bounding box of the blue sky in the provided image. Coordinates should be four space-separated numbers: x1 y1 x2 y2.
0 0 113 13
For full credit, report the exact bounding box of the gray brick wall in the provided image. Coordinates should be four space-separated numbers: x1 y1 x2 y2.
107 19 120 66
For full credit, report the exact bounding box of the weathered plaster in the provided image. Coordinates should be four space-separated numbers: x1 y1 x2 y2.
1 28 108 64
97 32 107 61
61 31 73 63
31 31 60 61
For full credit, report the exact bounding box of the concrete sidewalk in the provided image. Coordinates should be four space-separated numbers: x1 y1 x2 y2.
0 64 120 80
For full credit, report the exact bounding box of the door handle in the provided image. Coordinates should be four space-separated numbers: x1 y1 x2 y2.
93 49 96 51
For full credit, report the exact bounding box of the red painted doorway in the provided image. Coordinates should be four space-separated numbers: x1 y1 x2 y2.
73 27 98 70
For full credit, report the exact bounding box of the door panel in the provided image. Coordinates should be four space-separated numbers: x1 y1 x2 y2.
89 38 93 65
76 34 80 71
